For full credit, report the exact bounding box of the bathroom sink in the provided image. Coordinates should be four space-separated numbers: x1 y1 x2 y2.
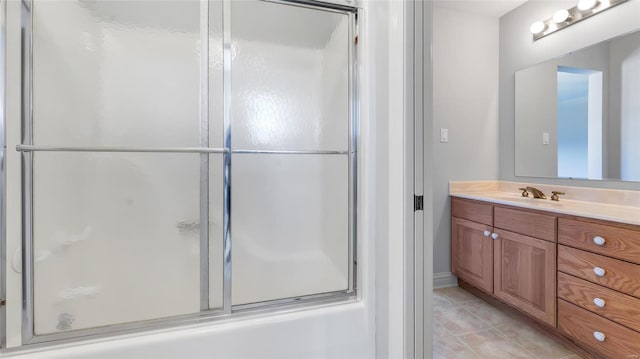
481 192 539 203
464 191 573 209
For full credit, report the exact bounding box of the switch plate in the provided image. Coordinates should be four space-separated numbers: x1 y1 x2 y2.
440 128 449 143
543 132 550 145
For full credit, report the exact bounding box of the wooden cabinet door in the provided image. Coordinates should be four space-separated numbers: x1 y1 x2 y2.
493 229 557 326
451 217 493 294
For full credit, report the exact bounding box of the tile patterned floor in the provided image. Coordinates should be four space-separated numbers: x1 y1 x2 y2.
433 286 582 359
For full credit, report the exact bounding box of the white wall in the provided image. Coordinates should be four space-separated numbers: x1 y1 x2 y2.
432 6 499 276
2 0 412 358
499 0 640 191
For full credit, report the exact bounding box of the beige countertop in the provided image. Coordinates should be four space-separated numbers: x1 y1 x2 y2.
450 181 640 226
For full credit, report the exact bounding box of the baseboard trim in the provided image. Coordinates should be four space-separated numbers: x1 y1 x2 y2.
433 272 457 289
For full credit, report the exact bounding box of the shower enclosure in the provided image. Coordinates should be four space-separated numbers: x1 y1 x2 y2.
7 0 358 345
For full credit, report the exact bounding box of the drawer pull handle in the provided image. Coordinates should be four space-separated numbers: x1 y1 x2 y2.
593 298 606 308
593 331 606 342
593 236 606 246
483 230 491 237
593 267 606 277
491 232 499 240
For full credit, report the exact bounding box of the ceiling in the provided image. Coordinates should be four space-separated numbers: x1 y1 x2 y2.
433 0 528 18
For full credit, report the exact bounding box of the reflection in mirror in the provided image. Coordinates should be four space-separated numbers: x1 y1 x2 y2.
515 29 640 182
557 66 603 179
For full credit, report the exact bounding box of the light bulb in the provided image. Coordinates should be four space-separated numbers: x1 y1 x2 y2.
553 9 570 23
530 21 546 34
578 0 598 11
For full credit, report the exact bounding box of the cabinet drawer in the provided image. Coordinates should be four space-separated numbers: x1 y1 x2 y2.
558 300 640 359
558 245 640 298
494 207 556 242
559 218 640 265
451 198 492 226
558 272 640 332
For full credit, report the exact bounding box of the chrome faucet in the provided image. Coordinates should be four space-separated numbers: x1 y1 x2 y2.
526 186 547 199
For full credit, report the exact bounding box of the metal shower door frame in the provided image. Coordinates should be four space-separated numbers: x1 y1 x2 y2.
15 0 359 347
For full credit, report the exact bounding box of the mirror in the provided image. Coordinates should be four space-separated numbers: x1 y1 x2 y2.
515 29 640 182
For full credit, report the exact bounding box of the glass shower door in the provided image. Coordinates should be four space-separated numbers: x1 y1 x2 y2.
230 0 352 305
28 0 223 336
19 0 356 344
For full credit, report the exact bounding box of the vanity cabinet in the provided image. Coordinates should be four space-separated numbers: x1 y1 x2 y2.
451 198 557 327
451 195 640 359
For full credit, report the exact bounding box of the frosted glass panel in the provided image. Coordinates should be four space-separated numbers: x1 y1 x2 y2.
231 1 350 151
32 0 205 147
209 2 224 149
231 155 349 305
32 152 201 334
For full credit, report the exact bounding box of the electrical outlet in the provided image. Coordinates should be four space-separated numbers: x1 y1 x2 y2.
440 128 449 143
543 132 550 145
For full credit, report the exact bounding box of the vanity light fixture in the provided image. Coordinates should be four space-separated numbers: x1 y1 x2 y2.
553 9 570 23
530 0 629 41
577 0 599 11
529 21 546 35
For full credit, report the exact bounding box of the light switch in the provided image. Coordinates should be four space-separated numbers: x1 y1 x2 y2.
440 128 449 143
543 132 550 145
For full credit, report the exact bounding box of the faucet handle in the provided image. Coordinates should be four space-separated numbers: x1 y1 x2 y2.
518 188 530 197
551 191 565 201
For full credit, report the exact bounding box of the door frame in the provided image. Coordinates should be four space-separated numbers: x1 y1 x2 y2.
404 1 433 358
0 0 7 348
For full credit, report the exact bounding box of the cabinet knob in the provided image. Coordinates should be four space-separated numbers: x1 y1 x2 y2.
593 298 606 308
491 233 499 240
593 331 606 342
593 267 606 277
483 230 491 237
593 236 606 246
